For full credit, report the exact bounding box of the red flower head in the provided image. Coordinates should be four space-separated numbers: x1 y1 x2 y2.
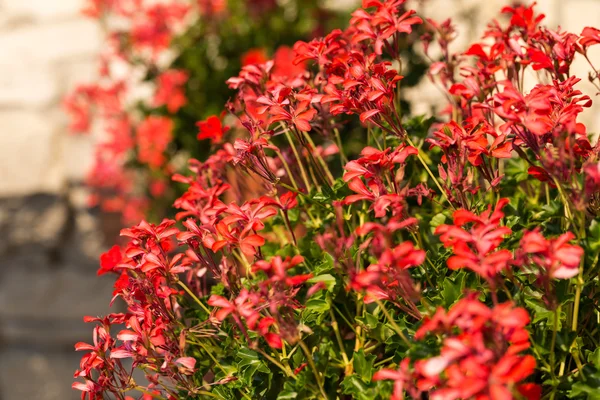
241 48 268 66
154 69 189 113
435 199 513 287
518 230 583 280
197 113 230 144
581 27 600 48
98 245 122 276
136 116 173 169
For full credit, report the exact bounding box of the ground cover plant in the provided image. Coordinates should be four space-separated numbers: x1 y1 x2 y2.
73 0 600 399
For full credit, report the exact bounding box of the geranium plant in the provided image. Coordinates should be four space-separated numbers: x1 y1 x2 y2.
74 1 600 399
64 0 426 223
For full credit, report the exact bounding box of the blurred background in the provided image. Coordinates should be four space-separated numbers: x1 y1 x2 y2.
0 0 598 399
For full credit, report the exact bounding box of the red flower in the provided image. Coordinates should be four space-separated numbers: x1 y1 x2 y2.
197 114 230 144
154 69 189 113
435 199 513 287
241 48 268 66
581 27 600 48
269 100 317 132
272 46 307 84
518 230 583 279
97 245 122 276
136 116 173 169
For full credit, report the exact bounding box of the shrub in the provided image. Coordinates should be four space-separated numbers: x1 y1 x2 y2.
73 1 600 399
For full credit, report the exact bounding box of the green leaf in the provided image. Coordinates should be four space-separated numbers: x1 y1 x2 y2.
236 348 271 386
353 349 376 383
588 220 600 253
430 213 447 231
307 274 336 292
525 298 560 329
569 381 600 399
305 297 330 313
340 375 372 400
587 348 600 367
441 272 466 308
313 253 335 275
276 390 298 400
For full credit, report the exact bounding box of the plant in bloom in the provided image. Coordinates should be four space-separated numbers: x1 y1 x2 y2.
64 0 365 223
75 1 600 399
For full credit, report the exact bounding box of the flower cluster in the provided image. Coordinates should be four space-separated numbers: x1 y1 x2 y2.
75 1 600 399
65 0 349 223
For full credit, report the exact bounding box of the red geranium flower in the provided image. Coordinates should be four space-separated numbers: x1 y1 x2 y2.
97 245 122 276
197 114 230 144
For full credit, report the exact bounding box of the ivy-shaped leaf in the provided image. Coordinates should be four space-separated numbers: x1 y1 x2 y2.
353 349 377 383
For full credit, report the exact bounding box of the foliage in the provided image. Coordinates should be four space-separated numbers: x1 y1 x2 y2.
73 1 600 399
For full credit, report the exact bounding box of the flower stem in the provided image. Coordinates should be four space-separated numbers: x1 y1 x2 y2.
177 281 210 314
299 340 328 399
375 300 411 346
283 128 312 192
405 136 453 208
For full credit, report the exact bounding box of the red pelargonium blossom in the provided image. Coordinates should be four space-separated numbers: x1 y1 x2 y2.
517 230 583 279
63 85 93 133
197 114 230 144
82 0 141 18
580 27 600 48
376 295 538 400
435 199 513 287
372 359 418 400
131 2 190 55
154 69 189 113
321 52 404 130
253 255 310 286
351 0 423 56
136 116 173 169
97 245 122 276
272 46 306 82
342 144 418 218
200 199 277 257
351 242 424 316
241 48 268 66
342 145 418 182
197 0 227 16
264 96 318 132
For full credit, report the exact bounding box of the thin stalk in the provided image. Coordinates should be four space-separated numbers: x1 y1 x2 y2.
571 214 586 332
284 129 312 192
302 131 335 184
178 281 211 314
405 136 453 208
299 340 328 399
375 300 411 346
333 126 348 166
275 150 300 190
550 306 559 390
329 308 351 374
280 210 297 245
255 347 297 380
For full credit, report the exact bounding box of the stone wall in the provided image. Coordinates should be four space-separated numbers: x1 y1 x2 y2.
0 1 598 399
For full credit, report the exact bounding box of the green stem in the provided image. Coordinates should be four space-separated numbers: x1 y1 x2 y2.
375 300 410 346
284 128 312 192
255 347 297 380
177 281 210 314
299 340 328 399
329 308 351 373
405 136 453 208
